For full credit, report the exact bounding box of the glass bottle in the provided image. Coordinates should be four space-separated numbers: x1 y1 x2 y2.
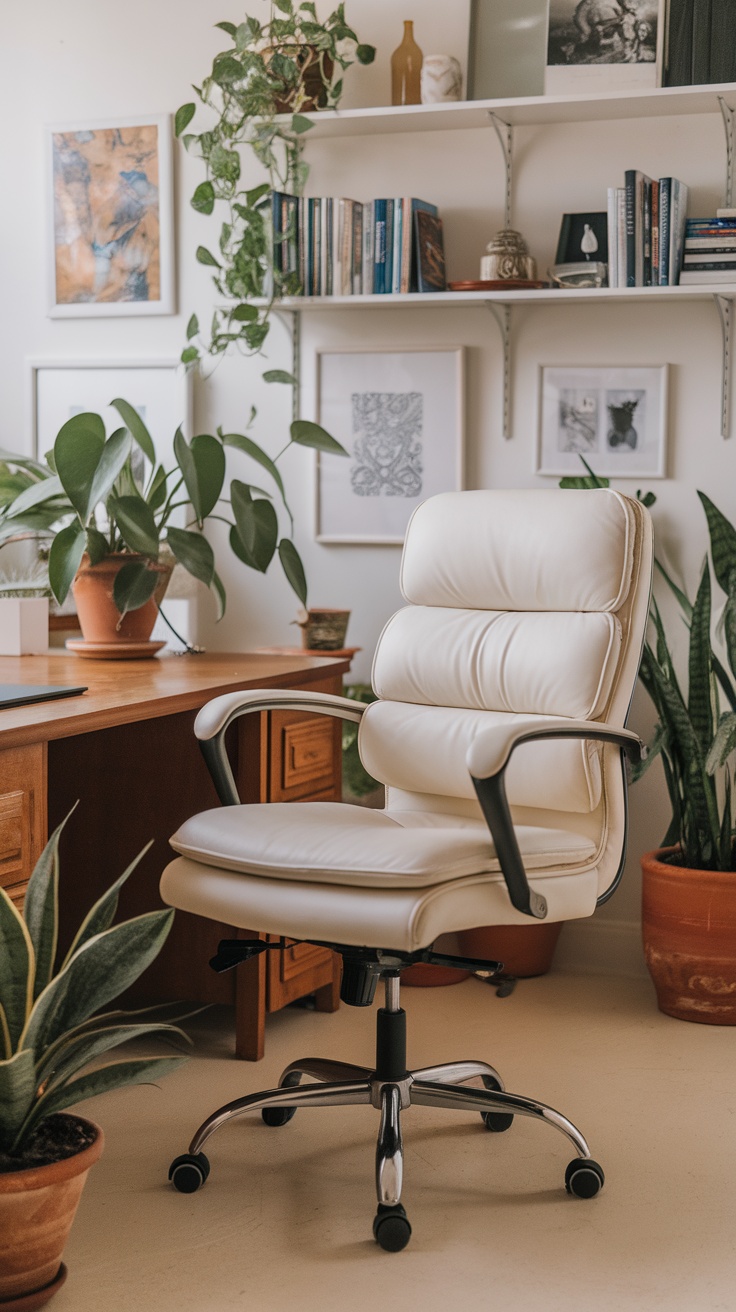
391 21 423 106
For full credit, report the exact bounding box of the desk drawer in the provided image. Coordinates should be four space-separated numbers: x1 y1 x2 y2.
0 745 46 910
269 710 341 802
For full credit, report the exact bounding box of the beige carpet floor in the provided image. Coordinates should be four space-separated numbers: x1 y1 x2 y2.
54 972 735 1312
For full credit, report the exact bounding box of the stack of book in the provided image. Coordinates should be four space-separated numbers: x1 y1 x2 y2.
271 193 446 297
607 174 689 288
679 215 736 285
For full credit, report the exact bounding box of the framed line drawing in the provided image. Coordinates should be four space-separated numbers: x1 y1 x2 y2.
46 115 175 317
315 348 465 544
28 359 191 479
536 364 669 478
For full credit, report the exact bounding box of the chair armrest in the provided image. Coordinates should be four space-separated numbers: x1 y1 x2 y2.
195 689 366 806
466 718 646 921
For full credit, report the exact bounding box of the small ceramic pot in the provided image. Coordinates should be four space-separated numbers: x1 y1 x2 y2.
294 608 350 652
420 54 462 103
480 229 537 281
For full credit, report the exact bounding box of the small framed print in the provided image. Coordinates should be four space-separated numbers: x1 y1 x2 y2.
316 348 465 544
545 0 665 95
536 364 669 478
47 115 174 317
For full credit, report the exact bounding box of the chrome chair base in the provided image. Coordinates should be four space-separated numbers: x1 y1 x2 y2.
169 979 605 1249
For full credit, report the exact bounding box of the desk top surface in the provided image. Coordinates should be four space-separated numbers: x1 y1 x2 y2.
0 650 351 750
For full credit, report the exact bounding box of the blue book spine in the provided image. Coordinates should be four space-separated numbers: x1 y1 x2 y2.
659 179 671 285
373 200 387 294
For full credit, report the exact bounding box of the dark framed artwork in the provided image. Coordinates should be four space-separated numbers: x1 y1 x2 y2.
545 0 665 93
556 212 609 265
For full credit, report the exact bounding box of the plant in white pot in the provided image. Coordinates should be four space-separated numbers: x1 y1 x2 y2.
0 814 187 1306
0 565 50 656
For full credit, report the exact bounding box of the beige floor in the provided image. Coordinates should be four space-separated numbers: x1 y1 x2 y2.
55 971 735 1312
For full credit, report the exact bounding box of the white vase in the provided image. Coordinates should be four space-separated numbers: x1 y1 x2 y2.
420 55 462 104
0 598 49 655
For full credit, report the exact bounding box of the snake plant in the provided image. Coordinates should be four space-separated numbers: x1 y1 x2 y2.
0 814 187 1161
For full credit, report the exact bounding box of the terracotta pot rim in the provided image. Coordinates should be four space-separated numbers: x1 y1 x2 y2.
75 553 169 575
0 1116 104 1194
642 847 736 879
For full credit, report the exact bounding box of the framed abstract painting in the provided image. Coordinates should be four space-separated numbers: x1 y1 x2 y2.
315 348 465 544
46 115 174 317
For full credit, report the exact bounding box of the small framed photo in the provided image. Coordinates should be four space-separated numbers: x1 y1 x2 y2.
545 0 665 94
556 212 608 265
46 115 174 317
536 364 669 478
316 348 465 544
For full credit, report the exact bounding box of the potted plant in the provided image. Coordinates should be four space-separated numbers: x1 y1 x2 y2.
0 399 346 651
0 814 187 1306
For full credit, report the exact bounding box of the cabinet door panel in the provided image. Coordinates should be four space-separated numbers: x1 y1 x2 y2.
0 745 46 910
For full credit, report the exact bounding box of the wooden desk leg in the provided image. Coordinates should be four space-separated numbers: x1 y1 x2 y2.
235 929 267 1061
313 955 341 1013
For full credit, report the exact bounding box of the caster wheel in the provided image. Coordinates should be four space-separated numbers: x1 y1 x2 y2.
262 1106 296 1127
565 1158 605 1199
481 1076 514 1133
169 1152 210 1194
373 1203 412 1252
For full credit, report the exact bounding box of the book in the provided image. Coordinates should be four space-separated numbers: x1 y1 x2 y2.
669 180 689 284
683 255 736 266
616 189 626 289
659 178 671 284
373 200 388 294
625 170 651 287
414 209 446 293
607 188 618 288
643 179 652 286
685 237 736 249
362 202 373 295
384 200 394 295
400 198 413 294
679 269 736 283
651 181 659 286
409 200 439 291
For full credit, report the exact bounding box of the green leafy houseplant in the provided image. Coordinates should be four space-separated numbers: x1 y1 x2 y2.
0 814 186 1165
0 398 346 621
176 1 375 367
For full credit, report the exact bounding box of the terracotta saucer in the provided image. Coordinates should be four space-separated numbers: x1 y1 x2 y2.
1 1264 68 1311
65 639 166 660
447 279 549 291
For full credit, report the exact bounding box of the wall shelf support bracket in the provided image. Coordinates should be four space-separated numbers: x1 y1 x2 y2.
718 97 735 210
715 294 734 439
487 112 514 230
274 306 302 422
486 302 513 440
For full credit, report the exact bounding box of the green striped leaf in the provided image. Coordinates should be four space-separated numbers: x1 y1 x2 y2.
0 888 33 1055
688 564 714 754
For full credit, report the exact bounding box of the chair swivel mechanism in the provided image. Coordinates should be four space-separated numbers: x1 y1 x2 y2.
161 488 652 1251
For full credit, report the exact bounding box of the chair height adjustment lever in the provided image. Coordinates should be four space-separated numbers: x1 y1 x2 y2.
209 939 280 973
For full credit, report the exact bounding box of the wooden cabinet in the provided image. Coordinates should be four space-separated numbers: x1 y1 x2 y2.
0 744 46 911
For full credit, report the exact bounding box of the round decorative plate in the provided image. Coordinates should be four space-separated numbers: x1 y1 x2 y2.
447 279 549 291
65 640 166 660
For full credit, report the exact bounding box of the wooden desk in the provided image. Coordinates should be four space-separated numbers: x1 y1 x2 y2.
0 650 351 1060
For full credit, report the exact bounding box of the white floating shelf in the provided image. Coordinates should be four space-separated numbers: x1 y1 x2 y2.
269 285 736 309
280 83 736 139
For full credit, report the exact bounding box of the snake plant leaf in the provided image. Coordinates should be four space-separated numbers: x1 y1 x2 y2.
4 474 63 518
290 419 348 455
110 495 159 557
110 399 156 465
278 538 307 606
54 414 106 521
48 521 86 605
112 561 159 617
719 765 733 868
629 721 668 783
62 844 152 967
0 1049 37 1146
18 1056 187 1148
688 564 714 754
699 491 736 594
706 713 736 774
38 1021 191 1096
654 557 693 621
23 814 75 1000
190 433 226 519
0 888 34 1056
166 526 215 587
22 908 174 1056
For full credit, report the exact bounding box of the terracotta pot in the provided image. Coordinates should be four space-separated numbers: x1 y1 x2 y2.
0 1116 103 1306
71 555 171 645
642 847 736 1024
401 963 471 987
458 922 564 978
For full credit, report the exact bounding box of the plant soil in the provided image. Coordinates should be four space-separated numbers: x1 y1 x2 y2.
0 1114 96 1175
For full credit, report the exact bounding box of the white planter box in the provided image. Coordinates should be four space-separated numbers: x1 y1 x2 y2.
0 598 49 655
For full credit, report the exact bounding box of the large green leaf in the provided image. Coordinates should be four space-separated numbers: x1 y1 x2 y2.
210 569 226 621
110 399 156 465
706 712 736 774
18 1056 186 1148
48 521 86 605
39 1020 190 1096
173 428 201 522
687 564 714 754
699 491 736 595
4 474 63 518
23 815 73 1000
21 908 174 1056
54 414 106 521
221 431 290 516
0 1049 37 1151
87 429 133 511
0 888 33 1056
175 103 196 136
112 561 159 616
62 845 150 967
110 496 159 556
290 419 348 455
190 434 226 519
278 538 307 606
146 464 169 512
166 526 215 587
231 482 278 572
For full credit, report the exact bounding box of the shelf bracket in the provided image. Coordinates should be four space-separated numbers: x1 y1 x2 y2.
487 112 514 231
718 97 735 210
273 306 302 422
715 294 734 440
486 301 513 440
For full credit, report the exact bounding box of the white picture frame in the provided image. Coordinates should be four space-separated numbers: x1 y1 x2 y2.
545 0 665 95
315 347 465 545
46 114 175 318
28 358 191 470
536 364 669 478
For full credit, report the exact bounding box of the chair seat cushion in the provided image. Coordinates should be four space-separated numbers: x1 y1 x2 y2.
170 803 597 889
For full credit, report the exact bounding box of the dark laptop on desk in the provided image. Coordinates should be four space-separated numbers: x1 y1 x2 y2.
0 685 87 711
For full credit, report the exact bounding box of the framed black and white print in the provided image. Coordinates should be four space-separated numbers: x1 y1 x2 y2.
316 349 464 544
545 0 665 94
537 365 668 478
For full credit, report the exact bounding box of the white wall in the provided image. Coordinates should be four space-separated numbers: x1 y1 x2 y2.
1 0 732 970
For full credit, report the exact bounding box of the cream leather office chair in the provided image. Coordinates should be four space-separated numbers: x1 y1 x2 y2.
162 488 652 1251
